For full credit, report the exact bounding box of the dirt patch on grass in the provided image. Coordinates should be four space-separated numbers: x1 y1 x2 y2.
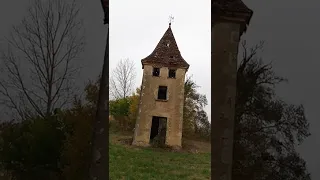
110 132 211 154
182 139 211 153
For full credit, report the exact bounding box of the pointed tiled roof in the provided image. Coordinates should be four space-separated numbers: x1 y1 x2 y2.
212 0 252 14
212 0 253 33
141 25 189 69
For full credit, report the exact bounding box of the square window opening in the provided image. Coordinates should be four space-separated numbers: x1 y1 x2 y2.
168 69 176 78
158 86 167 100
153 68 160 76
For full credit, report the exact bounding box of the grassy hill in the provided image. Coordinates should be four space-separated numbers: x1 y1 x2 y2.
109 132 211 180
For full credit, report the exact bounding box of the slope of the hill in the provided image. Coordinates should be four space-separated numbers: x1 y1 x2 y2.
109 132 211 180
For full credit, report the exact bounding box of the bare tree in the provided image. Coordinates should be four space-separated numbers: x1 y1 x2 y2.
110 58 136 99
0 0 85 120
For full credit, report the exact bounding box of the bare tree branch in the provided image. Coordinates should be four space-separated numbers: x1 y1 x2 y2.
0 0 85 120
110 58 136 99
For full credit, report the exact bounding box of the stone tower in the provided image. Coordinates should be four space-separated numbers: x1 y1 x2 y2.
212 0 252 180
132 24 189 149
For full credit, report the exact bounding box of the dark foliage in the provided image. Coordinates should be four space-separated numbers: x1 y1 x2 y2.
0 116 66 180
233 41 311 180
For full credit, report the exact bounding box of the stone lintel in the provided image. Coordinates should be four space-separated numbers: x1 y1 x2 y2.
141 62 189 70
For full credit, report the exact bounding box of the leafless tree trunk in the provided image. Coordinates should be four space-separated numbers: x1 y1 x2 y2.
110 58 136 99
0 0 85 120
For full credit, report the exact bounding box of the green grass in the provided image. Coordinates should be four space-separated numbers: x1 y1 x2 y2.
109 141 211 180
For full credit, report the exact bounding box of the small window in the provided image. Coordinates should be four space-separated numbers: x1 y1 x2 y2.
168 69 176 78
153 68 160 76
158 86 167 100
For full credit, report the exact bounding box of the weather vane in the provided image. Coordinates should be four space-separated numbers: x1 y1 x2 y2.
169 15 174 26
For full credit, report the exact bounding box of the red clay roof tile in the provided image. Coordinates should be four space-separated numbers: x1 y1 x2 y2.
141 25 189 69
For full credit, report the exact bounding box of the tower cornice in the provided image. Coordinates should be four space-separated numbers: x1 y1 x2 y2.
212 0 253 34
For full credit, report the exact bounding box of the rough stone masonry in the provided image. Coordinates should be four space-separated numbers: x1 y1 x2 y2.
132 24 189 149
212 0 253 180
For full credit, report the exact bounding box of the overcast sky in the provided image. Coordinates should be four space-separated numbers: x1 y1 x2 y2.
109 0 211 121
0 0 319 179
242 0 320 179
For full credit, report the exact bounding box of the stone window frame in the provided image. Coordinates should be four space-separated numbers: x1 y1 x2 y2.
152 67 160 77
168 69 177 79
156 86 168 101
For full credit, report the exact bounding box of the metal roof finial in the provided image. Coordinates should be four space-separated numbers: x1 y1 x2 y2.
169 15 174 27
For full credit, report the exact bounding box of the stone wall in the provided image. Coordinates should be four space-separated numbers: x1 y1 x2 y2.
212 21 241 180
132 65 186 148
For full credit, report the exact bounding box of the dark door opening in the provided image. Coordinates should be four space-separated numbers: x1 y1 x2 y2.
150 116 167 146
